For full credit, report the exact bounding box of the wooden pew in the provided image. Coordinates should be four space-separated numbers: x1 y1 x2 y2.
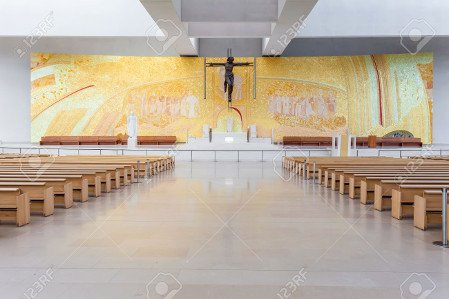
390 183 449 219
0 182 53 216
373 180 449 212
0 188 30 226
0 178 72 209
322 163 449 190
283 136 332 146
0 173 88 202
329 165 449 191
414 190 447 230
347 172 449 199
2 164 119 191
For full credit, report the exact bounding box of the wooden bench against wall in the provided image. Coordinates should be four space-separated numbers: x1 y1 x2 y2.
137 136 176 145
282 136 422 147
283 136 332 146
40 136 177 146
353 137 423 148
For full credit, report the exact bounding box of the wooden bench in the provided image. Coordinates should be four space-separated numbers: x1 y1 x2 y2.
329 164 448 190
414 190 447 230
0 182 53 216
79 136 99 145
0 188 30 226
349 172 449 200
59 136 79 145
352 137 423 148
0 178 72 209
391 183 449 219
373 180 449 213
283 136 332 147
137 136 177 145
98 136 119 145
0 173 88 202
337 167 449 196
0 161 123 191
40 136 61 145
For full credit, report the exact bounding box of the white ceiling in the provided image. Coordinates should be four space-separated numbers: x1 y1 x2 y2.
0 0 159 36
300 0 449 37
1 0 448 56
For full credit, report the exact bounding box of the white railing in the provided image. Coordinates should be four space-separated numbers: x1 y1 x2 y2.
0 145 332 162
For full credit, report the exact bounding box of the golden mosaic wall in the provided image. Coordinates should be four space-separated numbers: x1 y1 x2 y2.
31 52 433 143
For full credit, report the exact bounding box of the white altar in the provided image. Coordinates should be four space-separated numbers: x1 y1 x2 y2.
212 132 247 143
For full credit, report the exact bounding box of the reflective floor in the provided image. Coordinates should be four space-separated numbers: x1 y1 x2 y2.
1 162 449 299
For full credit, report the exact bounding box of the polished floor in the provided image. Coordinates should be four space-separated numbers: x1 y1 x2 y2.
1 162 449 299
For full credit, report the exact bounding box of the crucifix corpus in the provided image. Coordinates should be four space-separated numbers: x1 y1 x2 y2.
205 48 255 109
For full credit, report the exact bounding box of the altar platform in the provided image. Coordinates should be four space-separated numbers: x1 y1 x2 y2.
187 131 272 146
0 142 440 162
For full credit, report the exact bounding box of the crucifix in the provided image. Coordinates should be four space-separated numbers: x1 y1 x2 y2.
204 48 256 109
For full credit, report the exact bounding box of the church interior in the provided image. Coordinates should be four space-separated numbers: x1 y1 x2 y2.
1 1 449 298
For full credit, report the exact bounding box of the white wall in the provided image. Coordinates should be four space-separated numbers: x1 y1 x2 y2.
0 38 30 143
431 39 449 143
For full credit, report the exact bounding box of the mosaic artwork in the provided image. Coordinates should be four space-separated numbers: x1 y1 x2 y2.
31 53 433 143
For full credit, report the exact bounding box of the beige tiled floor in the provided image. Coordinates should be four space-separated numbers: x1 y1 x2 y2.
1 162 449 298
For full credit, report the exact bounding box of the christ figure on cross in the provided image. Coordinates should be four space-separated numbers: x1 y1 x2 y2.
207 56 252 107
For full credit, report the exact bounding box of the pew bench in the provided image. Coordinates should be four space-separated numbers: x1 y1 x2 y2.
414 190 448 230
348 172 449 199
0 173 88 202
391 183 449 219
0 182 53 216
0 188 30 226
0 178 73 209
374 180 449 212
